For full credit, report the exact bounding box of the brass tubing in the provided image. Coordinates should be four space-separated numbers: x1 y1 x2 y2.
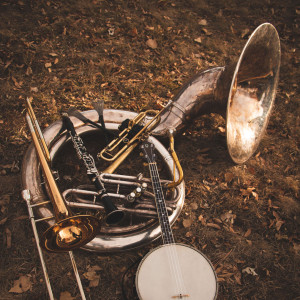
167 130 184 189
26 114 70 218
26 98 51 163
99 102 173 163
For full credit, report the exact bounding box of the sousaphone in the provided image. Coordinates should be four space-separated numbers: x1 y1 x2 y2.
22 23 280 252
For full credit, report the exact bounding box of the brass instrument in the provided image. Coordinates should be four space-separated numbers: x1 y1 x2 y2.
153 23 281 165
98 101 174 175
21 23 280 253
25 99 101 252
97 102 184 188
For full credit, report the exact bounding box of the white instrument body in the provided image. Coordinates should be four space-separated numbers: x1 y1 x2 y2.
136 243 218 300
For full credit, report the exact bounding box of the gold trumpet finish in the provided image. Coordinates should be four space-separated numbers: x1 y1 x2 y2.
25 103 101 253
99 102 173 165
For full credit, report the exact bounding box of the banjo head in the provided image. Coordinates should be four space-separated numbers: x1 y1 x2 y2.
136 243 218 300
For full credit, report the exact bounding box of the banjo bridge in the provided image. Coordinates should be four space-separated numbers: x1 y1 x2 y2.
171 294 190 299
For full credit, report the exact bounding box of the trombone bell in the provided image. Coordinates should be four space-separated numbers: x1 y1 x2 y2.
41 215 102 252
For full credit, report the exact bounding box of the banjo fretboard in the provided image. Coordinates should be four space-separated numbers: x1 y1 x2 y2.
141 141 175 245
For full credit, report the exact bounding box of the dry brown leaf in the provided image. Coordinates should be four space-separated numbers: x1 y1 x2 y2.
45 62 52 68
183 218 192 228
185 231 192 237
26 66 32 75
83 265 101 287
234 272 242 285
220 211 236 224
60 291 75 300
89 278 100 288
30 87 38 92
206 223 221 230
9 275 32 293
146 39 157 49
241 28 250 38
0 217 8 225
49 52 58 57
198 19 207 26
190 202 198 210
276 220 284 231
224 172 234 183
242 267 258 276
244 228 251 238
12 76 22 88
194 37 202 44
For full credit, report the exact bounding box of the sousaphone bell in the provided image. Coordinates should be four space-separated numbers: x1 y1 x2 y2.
153 23 281 164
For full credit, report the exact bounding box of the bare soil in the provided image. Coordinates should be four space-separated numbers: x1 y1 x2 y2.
0 0 299 299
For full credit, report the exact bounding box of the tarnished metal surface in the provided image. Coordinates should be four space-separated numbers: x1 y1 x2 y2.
22 109 185 252
226 23 281 163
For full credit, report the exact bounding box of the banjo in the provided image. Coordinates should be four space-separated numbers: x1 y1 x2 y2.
136 141 218 300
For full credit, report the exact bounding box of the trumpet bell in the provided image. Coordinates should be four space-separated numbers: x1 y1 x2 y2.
227 23 281 163
41 215 101 252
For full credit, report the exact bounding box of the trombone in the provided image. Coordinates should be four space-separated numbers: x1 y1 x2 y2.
25 98 101 252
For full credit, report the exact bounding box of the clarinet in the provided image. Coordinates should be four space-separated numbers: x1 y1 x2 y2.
62 113 124 225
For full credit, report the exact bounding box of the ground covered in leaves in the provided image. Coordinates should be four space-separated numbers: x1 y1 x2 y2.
0 0 299 299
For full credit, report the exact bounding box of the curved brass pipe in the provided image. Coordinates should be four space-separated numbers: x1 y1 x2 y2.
167 130 183 189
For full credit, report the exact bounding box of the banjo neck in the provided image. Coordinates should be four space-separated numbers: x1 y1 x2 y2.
148 161 175 245
141 141 175 244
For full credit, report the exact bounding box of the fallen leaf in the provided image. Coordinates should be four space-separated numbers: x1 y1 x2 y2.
183 219 192 228
244 228 251 238
190 202 198 210
146 39 157 49
26 66 32 75
49 52 58 57
185 231 192 237
201 28 212 36
224 172 234 183
45 62 52 68
194 37 202 44
30 87 38 92
83 265 101 287
198 19 207 26
12 76 22 88
276 220 284 231
206 223 221 230
220 211 236 224
234 272 242 285
9 275 32 293
241 28 250 38
0 217 8 225
242 267 258 276
60 291 75 300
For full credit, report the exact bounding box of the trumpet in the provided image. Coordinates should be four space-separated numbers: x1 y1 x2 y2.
97 103 183 188
25 98 102 252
